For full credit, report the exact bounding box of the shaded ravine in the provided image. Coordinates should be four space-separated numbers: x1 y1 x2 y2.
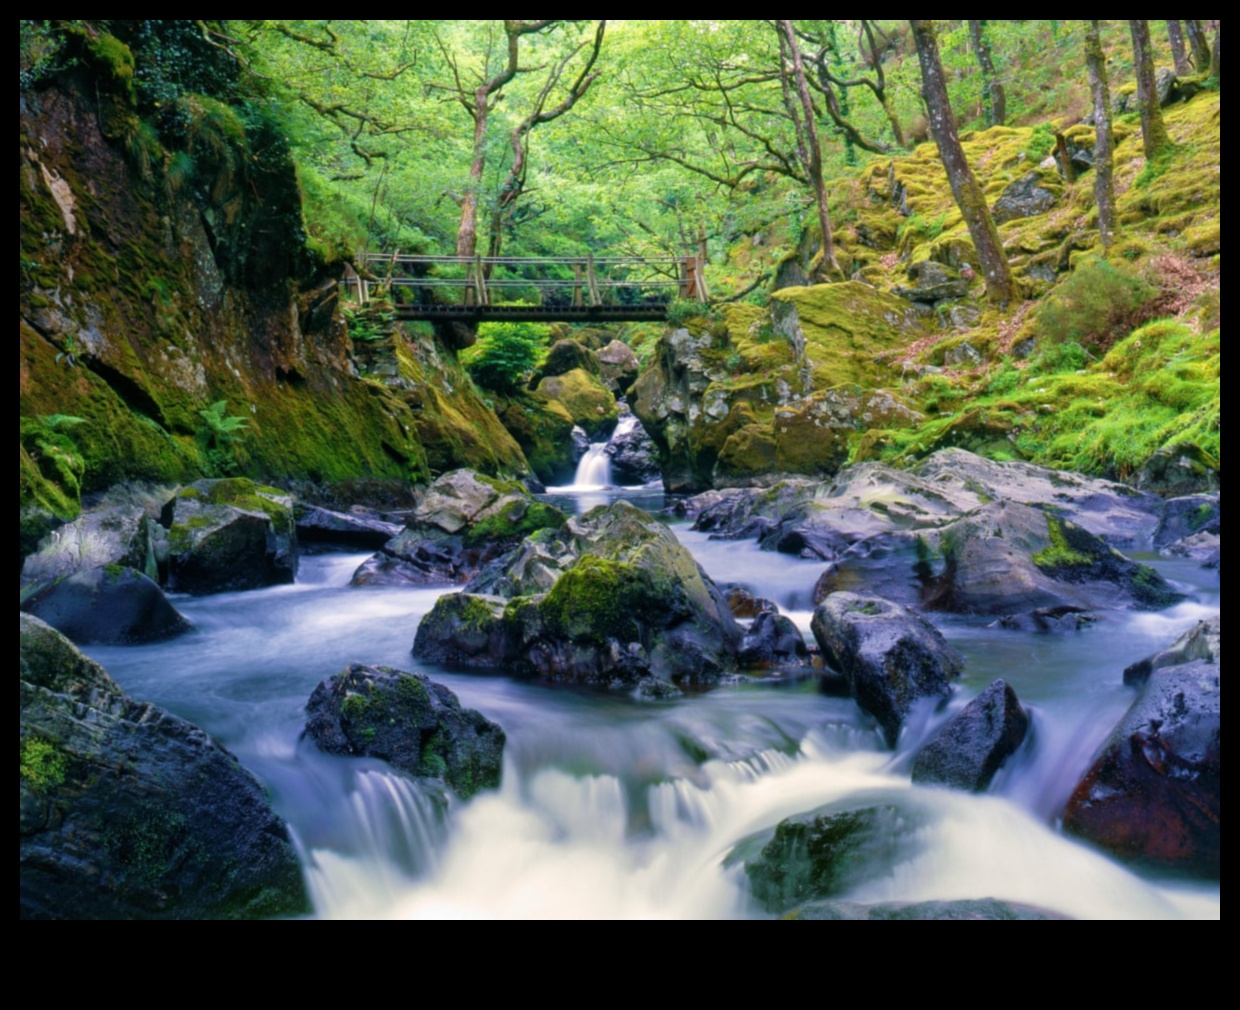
84 505 1221 920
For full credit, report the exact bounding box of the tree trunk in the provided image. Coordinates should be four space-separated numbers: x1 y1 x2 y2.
1211 21 1221 79
1085 21 1117 248
1185 19 1213 71
968 20 1006 126
777 20 839 277
456 90 489 260
909 20 1016 305
1166 21 1193 76
1130 20 1173 161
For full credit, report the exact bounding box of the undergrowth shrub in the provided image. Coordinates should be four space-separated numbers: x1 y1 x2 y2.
462 314 549 394
1035 256 1158 353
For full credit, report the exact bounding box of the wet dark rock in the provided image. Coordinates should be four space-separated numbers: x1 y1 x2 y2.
305 663 505 800
744 805 927 913
739 612 810 670
1155 493 1219 550
1160 531 1221 562
811 593 963 746
993 171 1060 223
726 586 779 619
788 899 1065 921
20 565 191 645
993 606 1099 633
21 504 166 587
416 502 742 688
352 470 565 587
911 680 1031 792
606 415 662 485
1123 617 1220 687
1064 619 1220 877
20 616 307 920
597 340 641 395
1136 445 1219 497
162 479 298 595
295 504 402 551
571 425 592 462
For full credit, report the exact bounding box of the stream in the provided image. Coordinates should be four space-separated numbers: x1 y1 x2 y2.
84 485 1222 920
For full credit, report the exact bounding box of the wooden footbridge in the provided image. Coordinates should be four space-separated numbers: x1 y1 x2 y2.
342 253 709 323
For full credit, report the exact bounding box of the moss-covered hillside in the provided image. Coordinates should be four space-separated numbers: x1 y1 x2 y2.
637 86 1220 493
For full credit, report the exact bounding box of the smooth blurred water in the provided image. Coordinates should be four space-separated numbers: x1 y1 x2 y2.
84 502 1221 920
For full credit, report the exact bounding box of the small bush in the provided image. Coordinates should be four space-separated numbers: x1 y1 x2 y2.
1035 256 1159 353
462 316 549 394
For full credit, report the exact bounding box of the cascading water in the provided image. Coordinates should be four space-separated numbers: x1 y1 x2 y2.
82 501 1222 921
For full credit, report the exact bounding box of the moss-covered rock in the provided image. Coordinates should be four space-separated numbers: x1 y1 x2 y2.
354 470 565 586
304 663 505 800
538 339 601 381
536 368 619 437
415 502 743 688
162 479 298 595
497 393 577 485
20 615 307 920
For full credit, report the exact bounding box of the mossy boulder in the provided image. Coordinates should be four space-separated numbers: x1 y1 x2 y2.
161 479 298 595
597 340 641 395
304 663 505 800
21 565 191 646
415 502 743 688
497 393 577 485
538 339 601 381
354 470 565 586
536 368 619 437
743 804 929 914
812 592 964 746
992 171 1062 224
20 615 307 920
1063 619 1220 878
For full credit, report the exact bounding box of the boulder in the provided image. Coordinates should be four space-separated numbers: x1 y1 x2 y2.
538 339 601 381
535 368 619 437
738 611 810 670
788 899 1065 921
1136 445 1219 497
597 340 641 394
816 503 1182 616
416 502 743 687
894 260 971 303
1154 494 1220 548
162 480 298 595
20 565 191 645
1155 67 1180 107
305 663 505 800
993 606 1098 633
20 616 306 920
353 471 565 586
21 504 166 587
811 592 964 746
1064 619 1220 877
992 171 1060 224
744 805 927 913
911 680 1031 792
1160 531 1221 562
295 504 402 551
497 394 578 486
726 586 779 618
606 412 662 485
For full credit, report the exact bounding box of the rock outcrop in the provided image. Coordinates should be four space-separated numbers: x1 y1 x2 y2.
21 565 191 645
295 504 402 551
353 470 565 586
305 663 505 800
161 479 298 595
812 593 964 746
20 615 306 920
911 680 1031 792
20 504 166 587
1063 619 1220 877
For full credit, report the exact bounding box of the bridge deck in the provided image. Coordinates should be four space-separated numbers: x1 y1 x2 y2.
346 252 708 324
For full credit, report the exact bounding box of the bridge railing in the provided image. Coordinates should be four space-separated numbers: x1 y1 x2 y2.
344 253 708 311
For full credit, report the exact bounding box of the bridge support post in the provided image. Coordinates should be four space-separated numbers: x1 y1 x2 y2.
573 262 584 307
586 254 601 307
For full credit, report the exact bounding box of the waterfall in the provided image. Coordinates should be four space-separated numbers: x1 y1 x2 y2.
571 443 612 489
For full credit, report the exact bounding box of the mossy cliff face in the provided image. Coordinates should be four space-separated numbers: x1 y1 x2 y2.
20 34 534 555
634 288 925 492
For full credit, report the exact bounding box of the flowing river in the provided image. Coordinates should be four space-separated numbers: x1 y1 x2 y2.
84 485 1221 920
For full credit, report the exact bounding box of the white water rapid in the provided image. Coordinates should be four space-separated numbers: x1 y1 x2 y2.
84 499 1222 921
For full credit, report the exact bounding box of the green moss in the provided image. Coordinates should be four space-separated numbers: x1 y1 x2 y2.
20 737 69 792
539 555 654 645
463 499 566 547
535 369 619 437
1032 515 1095 572
86 34 136 96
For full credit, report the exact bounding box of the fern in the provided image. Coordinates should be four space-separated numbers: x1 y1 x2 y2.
198 401 249 443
